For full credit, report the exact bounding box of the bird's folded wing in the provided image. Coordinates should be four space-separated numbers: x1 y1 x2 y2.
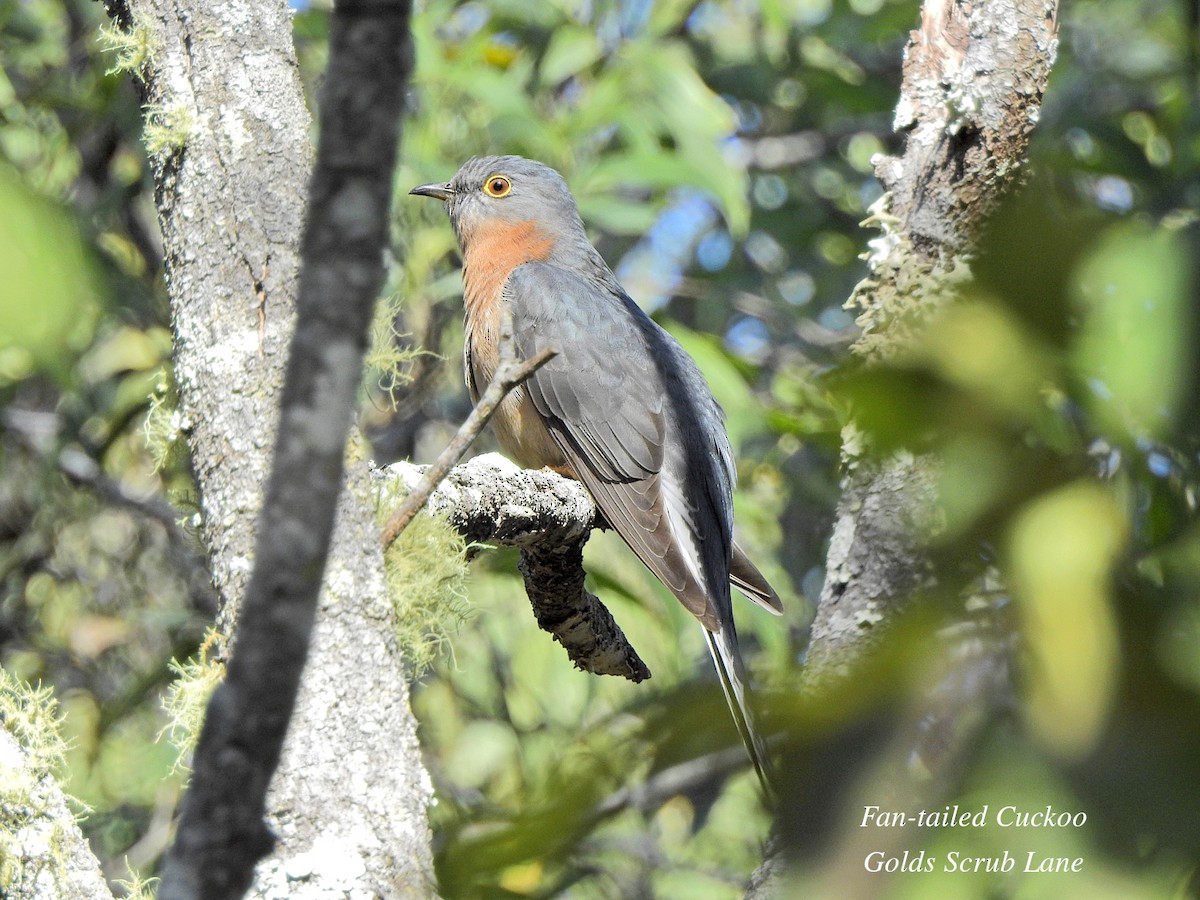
503 262 723 629
504 263 664 480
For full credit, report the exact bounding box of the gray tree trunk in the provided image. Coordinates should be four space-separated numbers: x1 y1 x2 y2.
748 0 1059 895
107 0 436 894
809 0 1059 684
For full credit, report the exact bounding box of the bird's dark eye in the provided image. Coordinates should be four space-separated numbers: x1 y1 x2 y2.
483 175 512 198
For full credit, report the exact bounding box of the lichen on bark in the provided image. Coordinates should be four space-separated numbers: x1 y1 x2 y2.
808 0 1060 682
0 669 112 900
102 0 437 895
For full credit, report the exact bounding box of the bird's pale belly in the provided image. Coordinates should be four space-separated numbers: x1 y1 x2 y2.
491 385 568 470
465 282 568 471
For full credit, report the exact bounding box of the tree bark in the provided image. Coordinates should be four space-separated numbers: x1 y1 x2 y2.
808 0 1059 680
0 728 113 900
748 0 1059 894
102 0 434 895
78 0 1058 893
376 454 651 681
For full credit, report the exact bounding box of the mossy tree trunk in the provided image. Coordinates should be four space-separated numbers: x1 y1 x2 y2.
808 0 1059 689
811 0 1060 677
101 0 435 896
0 709 113 898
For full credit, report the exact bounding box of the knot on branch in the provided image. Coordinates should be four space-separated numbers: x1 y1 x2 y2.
375 454 651 681
518 537 650 682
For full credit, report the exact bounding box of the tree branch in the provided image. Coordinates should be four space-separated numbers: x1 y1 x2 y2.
0 727 114 899
750 0 1059 891
1 408 217 617
809 0 1059 686
376 455 652 681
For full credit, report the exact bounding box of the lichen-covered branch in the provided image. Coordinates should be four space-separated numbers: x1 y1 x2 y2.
376 454 651 681
0 673 113 900
882 0 1060 256
518 537 651 682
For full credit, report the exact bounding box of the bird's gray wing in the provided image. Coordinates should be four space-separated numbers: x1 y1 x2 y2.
503 261 732 629
505 261 776 791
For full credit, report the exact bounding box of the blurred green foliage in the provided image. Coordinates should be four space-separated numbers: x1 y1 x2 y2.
0 166 98 384
0 0 196 883
1 0 1199 897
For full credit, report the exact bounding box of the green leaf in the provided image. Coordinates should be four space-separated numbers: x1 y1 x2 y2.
0 165 96 384
1007 482 1126 760
539 27 602 87
576 194 659 235
1072 224 1190 441
582 149 747 236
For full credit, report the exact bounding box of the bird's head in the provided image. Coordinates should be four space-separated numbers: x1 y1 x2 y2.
409 155 587 252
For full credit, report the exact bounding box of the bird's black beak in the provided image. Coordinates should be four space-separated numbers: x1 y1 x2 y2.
409 181 455 202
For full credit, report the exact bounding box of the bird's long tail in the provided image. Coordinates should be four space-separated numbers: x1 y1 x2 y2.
704 624 774 800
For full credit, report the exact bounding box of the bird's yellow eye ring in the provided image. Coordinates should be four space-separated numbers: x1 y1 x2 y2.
483 175 512 198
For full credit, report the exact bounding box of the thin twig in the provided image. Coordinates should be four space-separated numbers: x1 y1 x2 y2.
592 746 748 820
380 313 556 548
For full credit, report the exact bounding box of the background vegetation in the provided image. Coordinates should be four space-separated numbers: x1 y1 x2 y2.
1 0 1198 896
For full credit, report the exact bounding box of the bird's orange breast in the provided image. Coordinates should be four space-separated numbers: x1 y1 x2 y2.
460 219 565 470
461 219 556 321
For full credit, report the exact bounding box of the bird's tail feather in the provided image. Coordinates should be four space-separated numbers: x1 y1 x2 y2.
731 543 783 615
704 625 774 800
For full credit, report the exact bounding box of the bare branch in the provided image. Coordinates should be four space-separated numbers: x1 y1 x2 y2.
380 313 556 548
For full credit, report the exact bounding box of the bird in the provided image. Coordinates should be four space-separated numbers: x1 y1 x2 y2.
410 155 782 790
